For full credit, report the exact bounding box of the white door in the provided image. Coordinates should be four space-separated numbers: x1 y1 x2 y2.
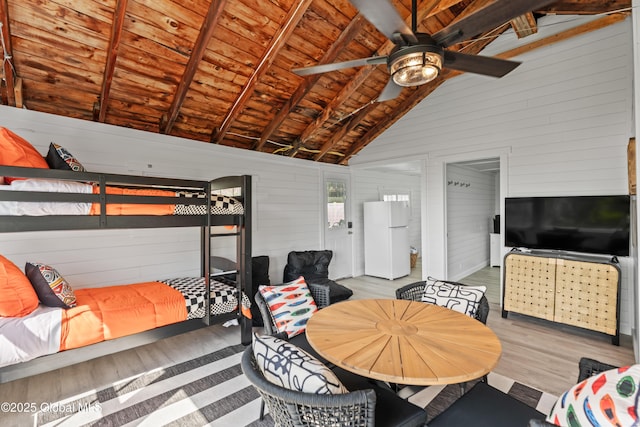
324 172 353 280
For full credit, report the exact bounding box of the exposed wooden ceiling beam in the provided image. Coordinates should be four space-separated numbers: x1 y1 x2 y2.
287 0 443 158
94 0 127 123
496 12 628 59
0 0 16 107
211 0 313 144
161 0 227 134
539 0 630 14
314 102 377 161
511 12 538 38
253 13 368 152
340 12 629 164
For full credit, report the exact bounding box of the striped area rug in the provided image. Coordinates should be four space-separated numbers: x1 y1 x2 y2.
35 344 557 426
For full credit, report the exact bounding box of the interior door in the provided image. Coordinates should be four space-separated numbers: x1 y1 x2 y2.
324 172 353 280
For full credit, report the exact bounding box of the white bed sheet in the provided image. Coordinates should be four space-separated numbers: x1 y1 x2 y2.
0 305 63 368
0 179 92 216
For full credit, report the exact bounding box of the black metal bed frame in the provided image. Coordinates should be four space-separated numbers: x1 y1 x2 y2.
0 166 252 383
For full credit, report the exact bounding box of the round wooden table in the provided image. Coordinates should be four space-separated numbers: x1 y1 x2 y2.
305 298 502 386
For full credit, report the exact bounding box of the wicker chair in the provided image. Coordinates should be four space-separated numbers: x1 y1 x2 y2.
395 279 490 324
241 346 377 427
253 282 334 420
254 281 332 363
242 345 428 426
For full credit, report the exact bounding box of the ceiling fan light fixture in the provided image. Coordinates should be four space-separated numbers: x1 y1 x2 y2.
389 49 442 87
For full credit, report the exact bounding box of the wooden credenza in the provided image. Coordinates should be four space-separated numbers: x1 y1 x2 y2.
502 251 620 345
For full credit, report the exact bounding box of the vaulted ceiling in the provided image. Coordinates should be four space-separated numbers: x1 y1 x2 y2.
0 0 631 165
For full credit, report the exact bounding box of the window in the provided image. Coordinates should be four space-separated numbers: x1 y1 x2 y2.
381 189 410 205
326 180 347 230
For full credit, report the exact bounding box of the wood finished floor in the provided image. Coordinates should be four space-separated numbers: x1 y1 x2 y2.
0 261 635 426
339 261 636 396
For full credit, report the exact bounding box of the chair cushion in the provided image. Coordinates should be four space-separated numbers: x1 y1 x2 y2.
258 276 317 338
421 277 486 318
253 333 347 394
428 382 545 427
283 250 333 282
306 278 353 304
546 364 640 426
333 366 427 427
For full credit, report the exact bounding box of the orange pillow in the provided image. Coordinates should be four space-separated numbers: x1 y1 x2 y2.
0 127 49 183
0 255 39 317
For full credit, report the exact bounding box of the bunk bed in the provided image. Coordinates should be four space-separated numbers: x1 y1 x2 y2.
0 164 253 384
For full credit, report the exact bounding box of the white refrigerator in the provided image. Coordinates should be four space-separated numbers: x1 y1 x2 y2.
364 201 410 280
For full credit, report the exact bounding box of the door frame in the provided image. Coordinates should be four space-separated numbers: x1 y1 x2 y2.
322 170 354 279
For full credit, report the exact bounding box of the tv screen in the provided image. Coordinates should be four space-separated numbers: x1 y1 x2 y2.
504 195 630 256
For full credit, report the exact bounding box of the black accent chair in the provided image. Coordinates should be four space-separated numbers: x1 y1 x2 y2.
428 357 619 427
241 345 428 427
395 280 490 325
283 250 353 305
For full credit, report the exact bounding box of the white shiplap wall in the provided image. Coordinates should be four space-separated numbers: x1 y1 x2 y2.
352 16 635 334
0 106 416 286
446 165 497 280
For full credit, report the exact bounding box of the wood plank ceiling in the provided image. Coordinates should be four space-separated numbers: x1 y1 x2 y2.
0 0 631 165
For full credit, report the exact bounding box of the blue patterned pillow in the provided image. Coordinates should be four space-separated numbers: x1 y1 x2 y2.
253 334 347 394
421 278 485 317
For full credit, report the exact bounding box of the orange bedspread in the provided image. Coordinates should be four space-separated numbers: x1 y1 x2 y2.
89 186 176 216
59 282 188 351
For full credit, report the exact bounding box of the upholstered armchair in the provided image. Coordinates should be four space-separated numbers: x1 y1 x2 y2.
283 250 353 304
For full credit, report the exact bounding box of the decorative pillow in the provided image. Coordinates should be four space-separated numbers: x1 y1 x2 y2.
0 255 39 317
252 333 347 394
25 262 77 308
421 278 486 317
546 364 640 426
0 127 49 183
259 276 317 338
45 143 86 172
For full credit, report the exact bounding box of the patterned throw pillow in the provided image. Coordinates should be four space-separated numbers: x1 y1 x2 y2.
253 333 347 394
421 278 486 317
45 143 86 172
25 262 77 308
259 276 317 338
546 364 640 426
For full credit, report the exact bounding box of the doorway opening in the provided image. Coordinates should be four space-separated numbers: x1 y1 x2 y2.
445 157 501 304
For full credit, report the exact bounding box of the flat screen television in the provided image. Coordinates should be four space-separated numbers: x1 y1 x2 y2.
504 195 631 257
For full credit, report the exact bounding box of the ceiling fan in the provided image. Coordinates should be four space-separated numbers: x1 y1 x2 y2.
292 0 556 101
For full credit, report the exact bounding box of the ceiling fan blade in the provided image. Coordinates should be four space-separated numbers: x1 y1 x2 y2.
349 0 418 44
433 0 557 47
443 51 521 78
376 80 403 102
292 56 387 77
